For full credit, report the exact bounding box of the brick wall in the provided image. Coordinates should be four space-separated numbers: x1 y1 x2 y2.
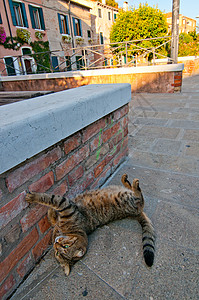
1 64 184 93
0 104 128 299
179 57 199 77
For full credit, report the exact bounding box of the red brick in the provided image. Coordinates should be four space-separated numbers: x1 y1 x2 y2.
122 116 128 128
29 171 54 193
56 145 89 181
20 205 48 232
17 253 34 278
94 159 106 178
0 228 39 282
91 166 112 189
0 274 15 299
113 105 129 121
102 122 120 143
113 148 128 166
174 75 182 80
68 165 84 186
90 130 103 152
64 132 81 155
38 215 51 234
67 172 94 198
32 230 52 261
82 118 106 143
52 180 68 196
0 191 27 229
6 147 61 193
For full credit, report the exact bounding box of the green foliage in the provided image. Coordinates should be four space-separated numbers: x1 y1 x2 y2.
178 32 199 56
106 0 118 8
16 28 31 44
30 41 51 73
110 3 168 59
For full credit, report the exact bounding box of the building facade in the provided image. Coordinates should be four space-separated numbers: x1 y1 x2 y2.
165 12 196 34
0 0 118 76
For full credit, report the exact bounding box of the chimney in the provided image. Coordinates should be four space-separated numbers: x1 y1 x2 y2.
123 1 128 11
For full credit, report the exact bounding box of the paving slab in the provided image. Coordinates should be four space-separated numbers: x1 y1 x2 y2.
10 74 199 300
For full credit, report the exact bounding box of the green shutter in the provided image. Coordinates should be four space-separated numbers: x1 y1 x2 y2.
65 15 69 35
21 3 29 28
79 19 82 37
72 17 76 36
58 13 63 33
29 5 35 29
39 8 45 30
8 0 17 26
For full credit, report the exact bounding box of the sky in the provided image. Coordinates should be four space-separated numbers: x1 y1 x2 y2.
117 0 199 20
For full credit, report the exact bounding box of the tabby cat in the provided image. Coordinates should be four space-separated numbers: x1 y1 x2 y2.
25 174 155 275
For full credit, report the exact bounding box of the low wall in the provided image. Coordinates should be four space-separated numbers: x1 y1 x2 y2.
178 56 199 77
1 64 184 93
0 84 131 299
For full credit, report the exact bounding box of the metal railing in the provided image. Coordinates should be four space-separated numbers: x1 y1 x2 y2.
0 36 173 76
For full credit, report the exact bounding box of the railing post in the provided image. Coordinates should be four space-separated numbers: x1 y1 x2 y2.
83 48 87 70
19 56 25 75
125 42 128 66
153 48 156 65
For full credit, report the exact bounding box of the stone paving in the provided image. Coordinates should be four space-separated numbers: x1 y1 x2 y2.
10 75 199 300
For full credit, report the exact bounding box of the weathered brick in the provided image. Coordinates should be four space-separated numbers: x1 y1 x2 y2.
86 144 109 170
20 205 48 232
0 189 2 200
174 75 182 80
0 228 39 282
94 159 106 178
56 145 89 181
113 105 129 121
102 122 121 143
67 172 94 199
4 224 21 244
68 165 84 186
91 165 112 189
6 147 61 193
90 130 103 153
32 230 52 261
17 253 34 278
52 180 68 196
0 191 27 230
113 147 128 167
29 171 54 193
82 118 106 143
0 274 15 300
64 132 81 155
38 215 51 234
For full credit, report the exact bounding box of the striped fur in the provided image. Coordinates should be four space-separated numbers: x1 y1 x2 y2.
26 174 155 275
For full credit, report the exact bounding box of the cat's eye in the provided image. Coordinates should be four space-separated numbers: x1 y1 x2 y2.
63 245 69 249
56 251 59 256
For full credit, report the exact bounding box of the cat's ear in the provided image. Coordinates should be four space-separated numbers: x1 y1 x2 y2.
74 248 85 258
132 178 141 192
121 174 132 189
64 264 70 276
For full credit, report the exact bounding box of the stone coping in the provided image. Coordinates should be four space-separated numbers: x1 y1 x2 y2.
0 83 131 174
0 64 184 82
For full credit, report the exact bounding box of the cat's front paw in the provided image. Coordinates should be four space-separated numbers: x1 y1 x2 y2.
25 192 37 203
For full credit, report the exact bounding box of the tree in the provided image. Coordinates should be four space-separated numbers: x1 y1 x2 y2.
110 4 168 60
178 31 199 56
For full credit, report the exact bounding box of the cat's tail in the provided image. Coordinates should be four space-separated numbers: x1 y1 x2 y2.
137 212 155 267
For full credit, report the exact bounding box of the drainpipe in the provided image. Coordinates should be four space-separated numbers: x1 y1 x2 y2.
68 0 75 49
3 0 14 44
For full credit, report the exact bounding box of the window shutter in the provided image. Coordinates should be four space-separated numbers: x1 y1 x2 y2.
21 3 29 28
28 5 35 29
8 0 17 26
0 13 2 24
65 15 69 35
39 8 45 30
79 19 82 37
72 17 76 36
57 13 63 34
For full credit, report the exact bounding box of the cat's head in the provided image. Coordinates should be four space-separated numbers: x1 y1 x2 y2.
53 235 87 275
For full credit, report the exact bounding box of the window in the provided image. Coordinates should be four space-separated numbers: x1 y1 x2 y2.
29 5 45 30
100 32 104 44
51 56 59 72
72 17 82 37
22 47 32 55
0 13 2 24
76 56 84 70
87 30 91 38
58 14 69 34
108 12 111 21
114 13 117 21
65 56 71 71
8 0 28 27
4 57 16 76
98 9 102 18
